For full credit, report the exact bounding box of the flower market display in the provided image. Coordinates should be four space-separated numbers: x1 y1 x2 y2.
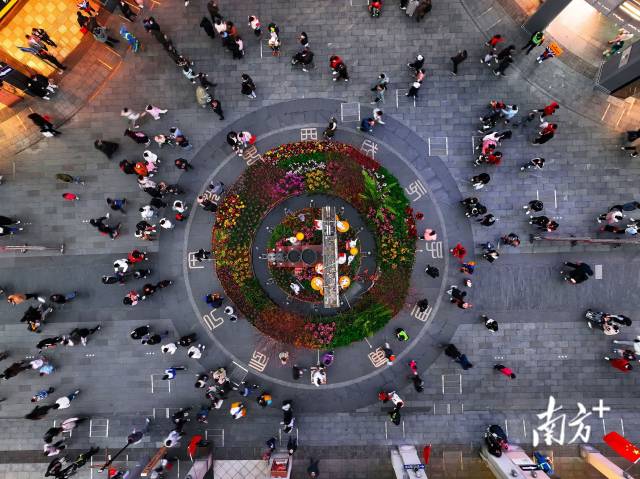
212 141 417 348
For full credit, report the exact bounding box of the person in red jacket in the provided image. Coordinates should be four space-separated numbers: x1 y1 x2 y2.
494 364 516 379
450 243 467 262
330 55 349 82
532 123 557 145
128 249 147 264
530 101 559 120
485 34 504 50
604 356 633 372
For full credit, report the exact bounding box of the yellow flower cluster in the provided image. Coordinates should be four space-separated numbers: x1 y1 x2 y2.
218 195 246 229
305 169 329 191
380 236 412 269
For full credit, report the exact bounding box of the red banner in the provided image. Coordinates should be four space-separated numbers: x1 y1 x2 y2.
604 432 640 463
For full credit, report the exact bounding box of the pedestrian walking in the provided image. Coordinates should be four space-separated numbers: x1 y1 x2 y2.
0 224 23 236
477 214 496 227
330 55 349 82
520 157 545 171
232 36 245 59
89 215 121 239
268 31 281 56
209 99 224 120
123 290 141 306
241 73 256 98
28 113 61 136
493 56 513 76
299 31 309 48
248 16 261 36
92 26 120 48
307 458 320 478
561 261 593 284
121 107 142 128
450 242 467 261
49 292 77 304
470 173 490 190
529 102 559 121
532 123 557 145
68 326 101 346
106 197 126 213
323 117 337 139
494 364 515 378
522 30 545 54
425 264 439 278
162 366 187 380
62 192 79 201
174 158 193 171
358 118 375 133
44 440 66 456
447 285 472 309
500 233 520 247
603 356 633 372
486 34 504 50
124 128 151 146
451 50 467 75
482 243 500 263
31 386 55 402
536 45 556 64
482 315 499 332
524 200 544 215
32 28 57 47
187 344 206 358
414 0 431 20
406 81 421 98
53 390 81 409
144 104 168 120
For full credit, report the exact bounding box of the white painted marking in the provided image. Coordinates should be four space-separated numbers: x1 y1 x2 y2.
364 337 373 349
384 420 388 440
554 189 558 209
621 418 625 437
595 264 603 279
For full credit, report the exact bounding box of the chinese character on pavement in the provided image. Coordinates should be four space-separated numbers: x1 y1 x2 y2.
360 139 378 159
404 179 427 202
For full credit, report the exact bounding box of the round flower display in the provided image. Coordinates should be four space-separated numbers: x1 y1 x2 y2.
212 141 417 348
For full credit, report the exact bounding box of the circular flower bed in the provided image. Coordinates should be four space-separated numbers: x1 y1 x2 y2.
213 141 417 348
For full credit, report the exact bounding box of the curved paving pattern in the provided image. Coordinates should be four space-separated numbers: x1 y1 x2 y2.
170 98 473 411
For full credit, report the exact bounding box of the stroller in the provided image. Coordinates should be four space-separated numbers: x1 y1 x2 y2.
196 86 212 109
484 424 509 457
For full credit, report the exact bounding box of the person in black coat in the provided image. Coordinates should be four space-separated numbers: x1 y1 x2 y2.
119 0 136 21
